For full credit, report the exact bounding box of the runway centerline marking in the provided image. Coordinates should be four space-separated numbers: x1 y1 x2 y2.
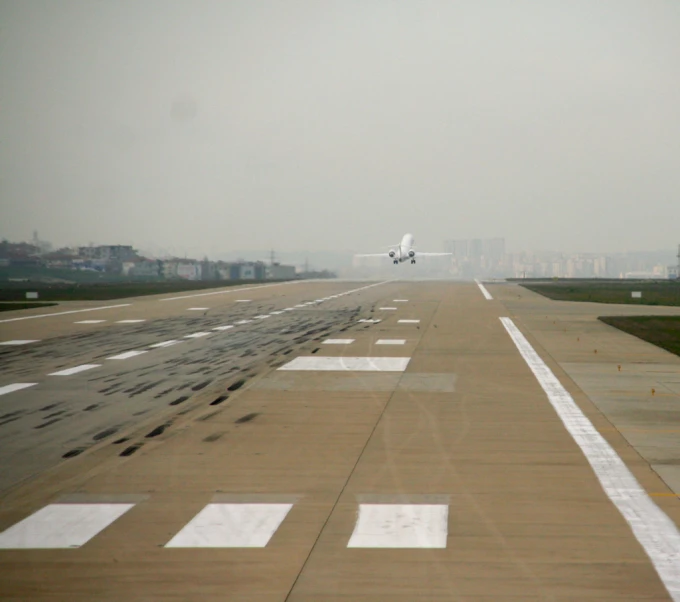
74 320 106 324
165 503 293 548
185 332 211 338
0 304 131 324
116 319 145 324
398 319 420 324
48 364 101 376
0 503 135 549
278 356 410 372
188 307 209 311
376 339 406 345
322 339 355 345
475 279 493 300
107 350 148 360
0 383 37 396
379 307 397 310
149 340 180 348
500 316 680 600
0 340 40 345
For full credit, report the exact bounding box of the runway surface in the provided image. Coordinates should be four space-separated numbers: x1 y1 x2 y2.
1 279 680 600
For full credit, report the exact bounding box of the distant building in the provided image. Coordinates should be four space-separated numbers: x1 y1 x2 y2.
78 245 138 262
267 263 296 280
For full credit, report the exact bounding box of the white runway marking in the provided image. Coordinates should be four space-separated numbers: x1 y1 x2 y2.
235 319 252 324
0 503 135 549
74 320 106 324
322 339 355 345
347 504 448 548
358 319 381 323
213 325 234 331
0 340 39 345
0 303 131 324
254 315 270 319
270 311 284 315
475 279 493 300
49 364 100 376
235 300 251 303
278 356 410 372
500 317 680 600
188 307 209 311
107 350 148 360
376 339 406 345
0 383 37 396
398 319 420 324
393 299 408 302
149 340 180 348
379 307 397 310
165 503 293 548
116 319 145 324
159 281 294 302
185 332 211 338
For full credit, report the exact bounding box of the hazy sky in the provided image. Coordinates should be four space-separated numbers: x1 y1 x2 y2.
2 0 679 255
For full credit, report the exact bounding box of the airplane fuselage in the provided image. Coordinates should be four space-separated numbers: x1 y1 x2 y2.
391 233 416 263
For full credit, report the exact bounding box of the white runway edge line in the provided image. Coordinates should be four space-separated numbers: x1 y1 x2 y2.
500 317 680 600
348 504 448 548
49 364 101 376
475 278 493 300
0 383 37 396
165 503 293 548
0 304 131 324
0 503 135 549
159 281 298 302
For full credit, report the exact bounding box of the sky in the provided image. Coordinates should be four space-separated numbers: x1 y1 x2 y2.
1 0 679 256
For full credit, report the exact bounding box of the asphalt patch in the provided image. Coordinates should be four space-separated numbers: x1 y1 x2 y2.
119 444 141 457
170 395 190 406
227 379 246 392
93 427 118 441
145 424 168 438
210 395 229 406
62 448 84 459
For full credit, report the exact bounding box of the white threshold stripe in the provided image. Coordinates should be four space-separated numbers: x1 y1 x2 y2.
149 340 180 348
0 340 40 345
235 300 251 302
278 356 410 372
107 350 148 360
322 339 355 345
235 319 252 324
500 317 680 600
0 503 135 549
213 325 234 331
379 307 397 310
49 364 101 376
398 319 420 324
185 332 211 338
0 303 131 324
393 299 408 302
116 319 145 324
376 339 406 345
347 504 448 548
475 278 493 300
165 503 293 548
0 383 37 396
74 320 106 324
188 307 209 311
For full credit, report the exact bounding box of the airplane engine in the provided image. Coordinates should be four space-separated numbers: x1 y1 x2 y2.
388 250 396 258
408 250 415 258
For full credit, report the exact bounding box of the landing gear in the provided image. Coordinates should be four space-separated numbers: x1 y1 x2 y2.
411 259 416 264
393 260 399 265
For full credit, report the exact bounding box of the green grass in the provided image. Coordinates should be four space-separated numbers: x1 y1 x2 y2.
0 302 59 312
0 279 288 302
521 280 680 306
599 316 680 357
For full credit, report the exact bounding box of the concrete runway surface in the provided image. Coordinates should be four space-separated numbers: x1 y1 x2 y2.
1 279 680 601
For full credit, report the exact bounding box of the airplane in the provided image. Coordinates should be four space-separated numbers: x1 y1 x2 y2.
355 233 452 265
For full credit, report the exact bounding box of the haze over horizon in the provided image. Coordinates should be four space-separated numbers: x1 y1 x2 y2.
2 1 679 256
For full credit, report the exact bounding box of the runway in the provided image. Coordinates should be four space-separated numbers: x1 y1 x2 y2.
1 279 680 600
